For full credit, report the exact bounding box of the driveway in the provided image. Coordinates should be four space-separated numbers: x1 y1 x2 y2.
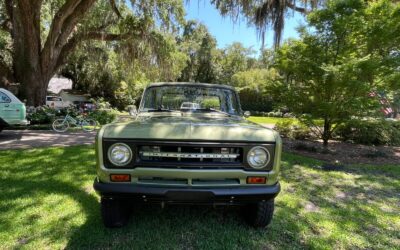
0 130 96 150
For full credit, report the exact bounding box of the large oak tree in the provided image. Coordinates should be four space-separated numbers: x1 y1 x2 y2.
0 0 315 106
0 0 184 105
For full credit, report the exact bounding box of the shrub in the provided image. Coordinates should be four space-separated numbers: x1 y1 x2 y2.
239 89 273 112
274 120 293 137
201 98 220 109
27 106 57 125
88 109 118 125
275 120 311 140
335 119 400 146
290 124 311 140
283 112 294 118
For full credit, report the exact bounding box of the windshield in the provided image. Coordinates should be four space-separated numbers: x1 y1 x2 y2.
140 85 241 116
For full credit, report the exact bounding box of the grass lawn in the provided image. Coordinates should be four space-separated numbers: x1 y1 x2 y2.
248 116 324 126
0 146 399 249
247 116 298 125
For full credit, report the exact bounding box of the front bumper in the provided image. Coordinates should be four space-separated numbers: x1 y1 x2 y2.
93 179 280 204
20 119 30 125
0 118 29 126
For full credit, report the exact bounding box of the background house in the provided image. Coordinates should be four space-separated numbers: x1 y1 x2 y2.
47 76 72 95
59 89 90 104
47 76 90 104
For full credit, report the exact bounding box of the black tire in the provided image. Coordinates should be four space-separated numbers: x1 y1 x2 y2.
242 199 275 228
100 197 130 228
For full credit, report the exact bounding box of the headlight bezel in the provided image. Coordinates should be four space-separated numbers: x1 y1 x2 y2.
246 146 271 169
107 143 133 167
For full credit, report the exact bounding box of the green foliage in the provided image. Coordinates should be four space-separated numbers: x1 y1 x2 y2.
57 0 187 109
87 98 119 125
88 109 118 125
26 106 57 125
201 98 220 109
26 106 83 125
231 68 280 112
178 20 220 83
335 119 400 146
274 120 293 137
218 42 256 84
231 68 278 91
273 0 400 145
274 120 311 140
239 89 273 112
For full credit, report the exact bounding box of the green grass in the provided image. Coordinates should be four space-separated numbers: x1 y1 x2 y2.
248 116 325 127
247 116 298 125
0 146 399 249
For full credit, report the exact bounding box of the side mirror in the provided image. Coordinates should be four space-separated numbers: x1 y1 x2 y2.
244 111 251 118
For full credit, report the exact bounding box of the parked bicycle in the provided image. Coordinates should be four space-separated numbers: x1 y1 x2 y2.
52 113 97 132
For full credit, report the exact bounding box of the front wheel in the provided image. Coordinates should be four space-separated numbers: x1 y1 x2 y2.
52 119 69 132
101 198 130 228
81 119 97 132
242 199 275 228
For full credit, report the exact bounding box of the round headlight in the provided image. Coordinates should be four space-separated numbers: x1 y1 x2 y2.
108 143 132 166
247 146 270 169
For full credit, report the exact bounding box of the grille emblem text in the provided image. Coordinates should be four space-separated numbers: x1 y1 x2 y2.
140 152 239 159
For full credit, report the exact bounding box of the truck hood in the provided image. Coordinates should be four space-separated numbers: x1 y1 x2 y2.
101 114 277 142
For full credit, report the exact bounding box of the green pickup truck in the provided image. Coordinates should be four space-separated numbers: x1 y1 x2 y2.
0 88 28 132
94 82 281 228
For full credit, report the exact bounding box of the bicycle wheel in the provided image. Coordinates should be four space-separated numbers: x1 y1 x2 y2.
52 119 69 132
81 119 97 132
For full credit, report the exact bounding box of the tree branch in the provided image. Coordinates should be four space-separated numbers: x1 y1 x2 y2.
109 0 122 18
54 31 132 71
41 0 96 77
43 0 83 50
286 1 309 14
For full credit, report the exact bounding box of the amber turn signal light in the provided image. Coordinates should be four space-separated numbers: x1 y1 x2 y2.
110 174 131 182
247 176 266 184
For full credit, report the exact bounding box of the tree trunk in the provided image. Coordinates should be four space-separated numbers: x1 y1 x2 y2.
11 0 46 106
322 118 331 148
4 0 122 106
18 70 49 106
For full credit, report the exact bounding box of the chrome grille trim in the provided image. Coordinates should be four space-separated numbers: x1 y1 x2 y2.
140 152 239 159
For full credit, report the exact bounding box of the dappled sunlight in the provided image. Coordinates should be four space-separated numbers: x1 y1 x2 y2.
278 153 400 248
0 131 96 150
0 147 399 249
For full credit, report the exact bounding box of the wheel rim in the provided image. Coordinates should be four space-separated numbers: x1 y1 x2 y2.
81 119 97 131
52 119 69 132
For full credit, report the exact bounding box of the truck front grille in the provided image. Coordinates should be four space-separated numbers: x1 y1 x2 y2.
138 145 243 164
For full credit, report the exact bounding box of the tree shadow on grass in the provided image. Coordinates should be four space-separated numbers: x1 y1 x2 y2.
64 201 310 249
280 153 400 248
0 146 311 249
5 147 398 249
